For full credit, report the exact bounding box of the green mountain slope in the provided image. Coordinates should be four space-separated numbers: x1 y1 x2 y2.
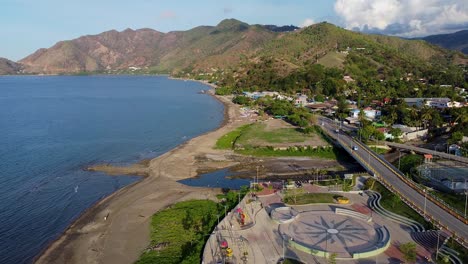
421 30 468 55
20 19 277 74
16 20 467 77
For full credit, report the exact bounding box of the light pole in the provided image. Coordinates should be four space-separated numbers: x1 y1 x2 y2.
423 189 427 217
375 246 378 264
282 235 286 260
436 230 440 261
398 149 401 170
464 180 467 219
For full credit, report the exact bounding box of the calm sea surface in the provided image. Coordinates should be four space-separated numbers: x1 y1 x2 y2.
0 75 224 264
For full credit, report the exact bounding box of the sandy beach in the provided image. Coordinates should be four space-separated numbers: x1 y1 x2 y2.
34 91 249 264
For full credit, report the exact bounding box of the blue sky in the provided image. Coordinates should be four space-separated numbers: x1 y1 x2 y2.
1 0 467 60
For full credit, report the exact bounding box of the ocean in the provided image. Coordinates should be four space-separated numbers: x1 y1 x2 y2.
0 75 224 264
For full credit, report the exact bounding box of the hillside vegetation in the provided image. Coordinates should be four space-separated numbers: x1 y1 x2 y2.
15 19 467 78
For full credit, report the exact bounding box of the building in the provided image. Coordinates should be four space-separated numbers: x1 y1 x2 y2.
403 98 461 109
295 94 308 106
349 108 381 120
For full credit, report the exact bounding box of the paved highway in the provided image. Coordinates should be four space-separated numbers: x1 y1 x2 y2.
319 117 468 246
385 141 468 164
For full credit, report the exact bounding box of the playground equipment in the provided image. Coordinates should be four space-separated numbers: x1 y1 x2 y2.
235 208 248 226
219 239 233 258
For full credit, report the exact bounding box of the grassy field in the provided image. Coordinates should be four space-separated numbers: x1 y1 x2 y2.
284 193 341 205
317 52 347 68
215 122 345 159
136 200 218 264
236 123 310 146
371 182 431 229
215 124 251 149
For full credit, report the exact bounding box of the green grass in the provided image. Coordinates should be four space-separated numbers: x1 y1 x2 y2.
429 190 466 215
215 124 251 149
442 238 468 264
136 200 218 264
236 123 310 145
317 51 347 68
371 182 431 229
285 193 341 205
369 146 390 155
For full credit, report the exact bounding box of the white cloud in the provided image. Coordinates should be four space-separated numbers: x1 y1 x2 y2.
334 0 468 37
300 18 315 28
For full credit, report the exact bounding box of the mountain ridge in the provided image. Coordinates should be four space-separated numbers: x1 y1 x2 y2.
0 57 23 75
419 29 468 55
7 19 468 76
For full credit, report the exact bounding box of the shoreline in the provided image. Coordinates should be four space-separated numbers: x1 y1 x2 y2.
34 80 248 264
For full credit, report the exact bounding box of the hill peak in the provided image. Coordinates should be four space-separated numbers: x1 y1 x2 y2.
216 18 249 30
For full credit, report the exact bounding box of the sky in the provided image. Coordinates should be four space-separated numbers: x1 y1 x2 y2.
1 0 467 61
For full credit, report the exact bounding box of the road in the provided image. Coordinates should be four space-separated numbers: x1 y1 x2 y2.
319 117 468 246
384 141 468 164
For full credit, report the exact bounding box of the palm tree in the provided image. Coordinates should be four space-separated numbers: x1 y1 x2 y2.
420 106 432 129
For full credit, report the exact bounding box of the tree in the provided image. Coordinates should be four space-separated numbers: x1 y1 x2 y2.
399 242 417 263
232 95 251 106
285 187 304 204
391 194 401 208
328 252 337 264
448 131 463 145
363 178 375 190
389 128 403 139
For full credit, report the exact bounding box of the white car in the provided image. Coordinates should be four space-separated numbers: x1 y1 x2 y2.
352 146 358 151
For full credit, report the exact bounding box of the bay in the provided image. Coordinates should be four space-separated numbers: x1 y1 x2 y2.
0 75 224 264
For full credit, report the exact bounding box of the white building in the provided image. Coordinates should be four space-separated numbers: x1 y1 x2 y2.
403 98 461 109
349 109 381 120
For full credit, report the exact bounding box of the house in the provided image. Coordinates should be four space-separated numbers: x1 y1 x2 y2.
349 108 381 120
403 98 461 109
343 75 355 83
295 94 308 106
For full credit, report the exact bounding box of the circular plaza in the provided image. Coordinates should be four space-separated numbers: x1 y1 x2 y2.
277 209 390 259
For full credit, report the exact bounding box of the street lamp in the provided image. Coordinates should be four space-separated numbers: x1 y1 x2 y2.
282 235 286 260
398 149 401 170
423 189 427 217
464 180 467 219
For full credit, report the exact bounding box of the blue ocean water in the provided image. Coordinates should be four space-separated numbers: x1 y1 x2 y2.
0 75 224 264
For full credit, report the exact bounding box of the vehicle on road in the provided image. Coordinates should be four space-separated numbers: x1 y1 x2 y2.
352 146 358 151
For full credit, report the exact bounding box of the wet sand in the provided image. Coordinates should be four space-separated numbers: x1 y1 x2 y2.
35 93 250 264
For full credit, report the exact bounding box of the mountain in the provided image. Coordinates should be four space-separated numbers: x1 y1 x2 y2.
0 57 23 75
420 30 468 54
17 19 467 76
260 25 299 32
20 19 276 74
